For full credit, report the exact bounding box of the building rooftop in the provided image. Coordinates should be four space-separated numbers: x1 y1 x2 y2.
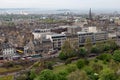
0 42 14 49
77 31 93 34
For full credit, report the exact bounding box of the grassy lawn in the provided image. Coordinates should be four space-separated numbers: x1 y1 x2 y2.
53 58 109 74
0 65 22 74
0 75 13 80
53 61 77 73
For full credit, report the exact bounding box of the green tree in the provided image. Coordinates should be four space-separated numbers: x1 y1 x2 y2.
91 46 99 54
29 70 36 80
72 40 79 53
35 69 55 80
59 40 75 60
96 41 104 53
44 61 54 70
67 70 88 80
103 43 111 51
99 68 117 80
113 50 120 62
84 67 98 80
65 58 72 65
16 74 27 80
59 52 68 60
84 38 92 54
92 63 103 73
78 47 87 57
3 61 15 68
109 59 119 72
76 59 85 69
107 39 119 51
96 53 112 62
55 73 67 80
66 65 77 73
35 69 67 80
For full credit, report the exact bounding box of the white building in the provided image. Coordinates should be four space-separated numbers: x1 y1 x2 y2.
77 32 94 46
94 31 108 42
1 43 16 60
46 34 66 50
32 29 51 39
77 31 108 46
67 26 81 34
82 26 99 32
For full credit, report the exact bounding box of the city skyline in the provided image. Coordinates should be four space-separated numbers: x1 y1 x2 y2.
0 0 119 10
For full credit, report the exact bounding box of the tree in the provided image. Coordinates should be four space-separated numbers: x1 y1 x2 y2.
99 68 117 80
107 39 119 51
3 61 15 68
113 50 120 62
59 40 75 60
95 41 104 53
35 69 67 80
109 59 119 72
84 67 98 80
44 61 54 70
91 46 99 54
84 38 92 54
35 69 55 80
29 70 37 80
96 53 112 62
72 40 79 53
16 74 27 80
103 43 111 51
76 59 85 69
67 70 88 80
55 73 67 80
92 63 103 73
59 52 67 60
66 65 77 73
78 47 87 57
65 58 72 65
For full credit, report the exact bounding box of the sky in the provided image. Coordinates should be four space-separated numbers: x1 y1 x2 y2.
0 0 119 10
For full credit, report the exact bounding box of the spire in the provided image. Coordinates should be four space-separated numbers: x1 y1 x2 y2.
89 8 92 20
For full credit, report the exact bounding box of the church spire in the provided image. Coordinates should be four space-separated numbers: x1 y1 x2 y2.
89 8 92 20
